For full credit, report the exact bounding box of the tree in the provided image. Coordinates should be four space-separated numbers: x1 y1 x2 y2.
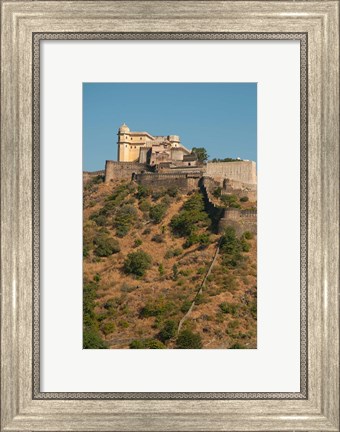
83 281 107 349
170 192 210 237
123 250 152 277
94 236 120 257
192 147 209 162
114 204 137 237
149 203 167 223
220 226 241 255
129 339 165 349
176 329 202 349
158 320 177 342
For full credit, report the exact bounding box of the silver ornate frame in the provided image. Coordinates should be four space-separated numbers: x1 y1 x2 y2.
1 1 339 431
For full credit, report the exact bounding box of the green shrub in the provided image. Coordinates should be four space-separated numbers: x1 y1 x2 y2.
227 319 239 330
172 264 179 281
184 232 211 249
151 190 166 201
243 231 254 240
213 187 222 198
118 320 129 328
176 329 202 349
149 203 168 224
140 297 175 318
229 342 246 349
139 199 151 213
220 227 242 256
124 250 152 277
83 328 108 349
151 234 163 243
83 245 89 257
219 302 239 316
166 186 178 197
94 236 120 257
241 239 251 252
93 273 101 283
181 300 192 313
220 194 240 208
101 321 115 335
240 196 249 202
158 320 177 342
165 248 183 259
83 281 107 349
84 175 104 191
158 263 165 276
195 294 207 305
136 184 150 199
130 339 165 349
114 204 137 237
133 238 143 248
89 212 107 227
170 193 209 237
250 301 257 320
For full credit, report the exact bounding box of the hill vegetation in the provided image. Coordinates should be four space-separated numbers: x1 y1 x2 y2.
83 176 257 349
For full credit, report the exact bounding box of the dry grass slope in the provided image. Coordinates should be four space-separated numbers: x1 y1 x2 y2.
83 176 257 349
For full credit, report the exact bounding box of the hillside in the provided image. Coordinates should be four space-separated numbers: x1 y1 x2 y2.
83 176 257 349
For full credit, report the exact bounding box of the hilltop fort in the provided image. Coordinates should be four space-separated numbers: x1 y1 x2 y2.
105 123 256 188
86 123 257 234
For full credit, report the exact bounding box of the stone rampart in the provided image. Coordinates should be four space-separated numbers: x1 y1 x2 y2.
222 178 257 201
134 172 201 192
200 179 225 232
83 170 105 184
206 161 257 185
200 176 257 235
105 161 147 182
219 208 257 235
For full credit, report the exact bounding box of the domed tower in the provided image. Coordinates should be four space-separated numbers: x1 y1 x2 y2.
168 135 180 147
117 123 131 161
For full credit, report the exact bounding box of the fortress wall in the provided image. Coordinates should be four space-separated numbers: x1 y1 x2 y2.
83 170 105 184
219 208 257 235
200 180 225 232
135 172 200 192
222 179 257 201
202 176 222 189
105 161 147 182
200 177 257 235
206 161 257 185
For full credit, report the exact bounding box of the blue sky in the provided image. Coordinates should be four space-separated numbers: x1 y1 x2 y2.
83 83 257 171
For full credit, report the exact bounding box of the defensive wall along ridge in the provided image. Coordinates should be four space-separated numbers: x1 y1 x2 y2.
104 160 257 185
83 170 105 184
205 160 257 185
200 176 257 236
105 161 148 181
100 161 258 235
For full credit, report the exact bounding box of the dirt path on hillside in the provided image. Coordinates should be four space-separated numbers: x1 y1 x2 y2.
177 237 222 334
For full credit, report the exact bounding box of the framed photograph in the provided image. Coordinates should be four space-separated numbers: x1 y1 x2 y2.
1 1 339 431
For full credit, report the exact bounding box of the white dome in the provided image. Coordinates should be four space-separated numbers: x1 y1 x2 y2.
119 123 130 133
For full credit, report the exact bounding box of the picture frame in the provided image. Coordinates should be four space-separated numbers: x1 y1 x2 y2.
1 1 339 431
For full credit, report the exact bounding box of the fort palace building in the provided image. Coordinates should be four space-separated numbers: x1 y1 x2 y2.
104 123 257 200
117 123 198 168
